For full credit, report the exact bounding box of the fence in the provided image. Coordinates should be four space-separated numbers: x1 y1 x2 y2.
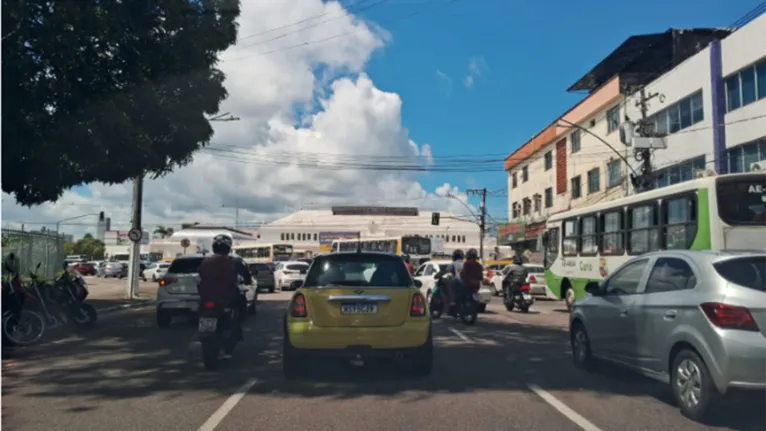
2 228 66 280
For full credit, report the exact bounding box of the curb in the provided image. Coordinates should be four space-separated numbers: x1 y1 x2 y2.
95 299 156 314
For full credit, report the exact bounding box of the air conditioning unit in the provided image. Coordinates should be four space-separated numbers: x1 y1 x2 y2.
750 159 766 172
694 168 717 179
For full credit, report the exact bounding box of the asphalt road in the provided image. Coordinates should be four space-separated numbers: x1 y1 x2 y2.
2 294 764 431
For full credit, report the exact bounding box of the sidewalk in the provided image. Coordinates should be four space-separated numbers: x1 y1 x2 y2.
84 277 158 312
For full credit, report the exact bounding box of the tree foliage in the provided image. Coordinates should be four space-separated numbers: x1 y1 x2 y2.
63 233 106 260
154 225 175 238
2 0 241 205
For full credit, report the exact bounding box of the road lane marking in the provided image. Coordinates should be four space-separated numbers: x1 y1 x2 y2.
527 383 602 431
198 378 258 431
448 327 472 343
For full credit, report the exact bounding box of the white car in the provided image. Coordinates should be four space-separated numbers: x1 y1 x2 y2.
491 263 549 297
274 261 309 291
143 262 171 282
414 260 491 312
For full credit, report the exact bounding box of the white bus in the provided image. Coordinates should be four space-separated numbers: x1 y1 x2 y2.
232 243 294 263
331 235 431 257
540 172 766 309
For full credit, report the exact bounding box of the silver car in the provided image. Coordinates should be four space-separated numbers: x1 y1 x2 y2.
569 250 766 422
155 254 257 327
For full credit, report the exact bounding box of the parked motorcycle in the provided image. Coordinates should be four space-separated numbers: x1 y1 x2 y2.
198 299 241 370
503 280 534 313
429 275 478 325
46 261 98 327
2 265 46 346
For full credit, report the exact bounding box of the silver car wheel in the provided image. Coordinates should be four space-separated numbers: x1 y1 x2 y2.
675 358 703 409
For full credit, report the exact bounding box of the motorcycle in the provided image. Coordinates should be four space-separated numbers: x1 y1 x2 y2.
503 280 534 313
198 298 242 370
2 265 46 346
429 275 478 325
46 261 98 327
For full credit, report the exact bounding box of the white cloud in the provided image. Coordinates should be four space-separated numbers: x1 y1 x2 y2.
464 55 488 88
1 0 474 239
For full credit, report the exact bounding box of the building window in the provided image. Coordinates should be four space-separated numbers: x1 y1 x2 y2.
648 90 703 135
533 194 541 213
571 130 581 153
606 104 620 134
544 188 553 208
280 233 285 241
522 198 531 215
313 233 318 241
512 172 518 188
726 58 766 112
655 156 706 188
522 166 529 182
727 137 766 173
512 202 520 219
544 151 553 170
462 235 466 242
607 160 621 188
587 168 600 194
571 176 581 199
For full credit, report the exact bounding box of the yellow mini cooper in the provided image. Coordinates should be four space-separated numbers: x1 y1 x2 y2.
282 251 432 378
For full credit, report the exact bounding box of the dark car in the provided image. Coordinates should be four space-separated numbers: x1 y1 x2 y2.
119 262 148 281
248 262 275 293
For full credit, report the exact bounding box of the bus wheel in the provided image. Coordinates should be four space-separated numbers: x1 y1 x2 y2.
564 285 576 311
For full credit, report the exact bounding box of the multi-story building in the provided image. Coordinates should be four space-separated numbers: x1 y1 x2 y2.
501 28 732 250
624 13 766 182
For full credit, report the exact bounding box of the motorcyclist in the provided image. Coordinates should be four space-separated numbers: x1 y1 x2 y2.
459 248 484 301
403 254 415 276
435 249 464 308
504 254 529 299
198 235 253 341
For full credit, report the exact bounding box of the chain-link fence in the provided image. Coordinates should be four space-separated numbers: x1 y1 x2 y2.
2 228 66 280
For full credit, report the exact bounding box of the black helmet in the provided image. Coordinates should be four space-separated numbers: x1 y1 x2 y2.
452 249 464 261
212 234 233 255
510 254 523 265
466 248 479 260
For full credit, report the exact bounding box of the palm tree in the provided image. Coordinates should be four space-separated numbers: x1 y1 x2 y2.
154 226 175 239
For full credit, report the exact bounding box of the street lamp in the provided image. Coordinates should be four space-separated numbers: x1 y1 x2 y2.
55 213 99 259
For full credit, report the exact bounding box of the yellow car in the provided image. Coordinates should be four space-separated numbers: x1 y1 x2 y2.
283 251 432 378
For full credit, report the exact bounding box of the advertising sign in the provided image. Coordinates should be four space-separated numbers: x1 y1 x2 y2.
318 231 360 252
331 206 419 216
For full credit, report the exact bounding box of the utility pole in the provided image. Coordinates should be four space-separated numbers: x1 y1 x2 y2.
466 188 487 261
221 203 240 229
634 87 661 192
127 175 144 299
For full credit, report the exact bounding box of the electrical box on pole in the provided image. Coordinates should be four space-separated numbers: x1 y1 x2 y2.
431 212 440 226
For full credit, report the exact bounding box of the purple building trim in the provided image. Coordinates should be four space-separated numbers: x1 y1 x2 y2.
709 40 727 174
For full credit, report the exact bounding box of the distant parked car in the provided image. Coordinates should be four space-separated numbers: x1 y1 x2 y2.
73 262 97 276
569 250 766 422
248 262 275 293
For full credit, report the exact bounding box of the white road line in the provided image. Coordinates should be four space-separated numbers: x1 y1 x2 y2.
527 383 602 431
448 327 472 343
198 378 258 431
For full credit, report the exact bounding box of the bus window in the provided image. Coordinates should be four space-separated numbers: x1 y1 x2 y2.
628 203 660 254
664 196 697 249
716 176 766 226
600 211 624 255
579 215 598 256
562 219 578 256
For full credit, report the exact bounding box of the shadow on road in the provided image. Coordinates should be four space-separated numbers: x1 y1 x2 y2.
2 299 763 430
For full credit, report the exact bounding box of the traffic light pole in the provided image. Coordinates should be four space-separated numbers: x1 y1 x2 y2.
466 188 487 261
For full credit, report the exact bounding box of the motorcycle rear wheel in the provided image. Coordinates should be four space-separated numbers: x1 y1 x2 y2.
460 301 477 325
3 310 45 345
201 339 220 370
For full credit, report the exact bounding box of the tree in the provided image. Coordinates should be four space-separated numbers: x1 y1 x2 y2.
154 225 175 238
64 233 106 260
2 0 241 205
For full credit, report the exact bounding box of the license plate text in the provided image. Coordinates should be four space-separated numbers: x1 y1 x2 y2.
198 317 218 332
341 303 378 315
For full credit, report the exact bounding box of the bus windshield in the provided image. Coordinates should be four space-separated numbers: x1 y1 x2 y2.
402 236 431 255
717 176 766 226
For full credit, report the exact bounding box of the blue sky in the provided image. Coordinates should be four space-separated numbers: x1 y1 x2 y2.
361 0 758 217
68 0 758 220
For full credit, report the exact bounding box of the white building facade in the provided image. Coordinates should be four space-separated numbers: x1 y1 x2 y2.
624 14 766 183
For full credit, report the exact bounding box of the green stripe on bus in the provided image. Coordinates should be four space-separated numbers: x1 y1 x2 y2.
690 188 711 250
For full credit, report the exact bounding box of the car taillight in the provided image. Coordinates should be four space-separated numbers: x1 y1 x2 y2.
203 301 215 309
487 269 494 278
159 277 178 287
700 303 759 331
410 293 426 317
291 294 307 318
529 275 537 283
520 284 531 292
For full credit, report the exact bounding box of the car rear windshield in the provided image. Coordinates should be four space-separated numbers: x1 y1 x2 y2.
714 256 766 291
167 258 204 274
287 264 308 271
304 254 411 288
249 263 272 273
527 266 544 273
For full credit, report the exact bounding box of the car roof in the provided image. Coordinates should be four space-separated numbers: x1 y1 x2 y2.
280 260 310 265
629 249 766 265
322 251 401 258
173 253 208 260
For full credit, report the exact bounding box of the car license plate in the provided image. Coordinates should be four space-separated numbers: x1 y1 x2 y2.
198 317 218 332
522 293 532 300
341 303 377 315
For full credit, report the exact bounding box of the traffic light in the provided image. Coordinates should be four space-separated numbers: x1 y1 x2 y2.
431 212 440 226
99 211 105 221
